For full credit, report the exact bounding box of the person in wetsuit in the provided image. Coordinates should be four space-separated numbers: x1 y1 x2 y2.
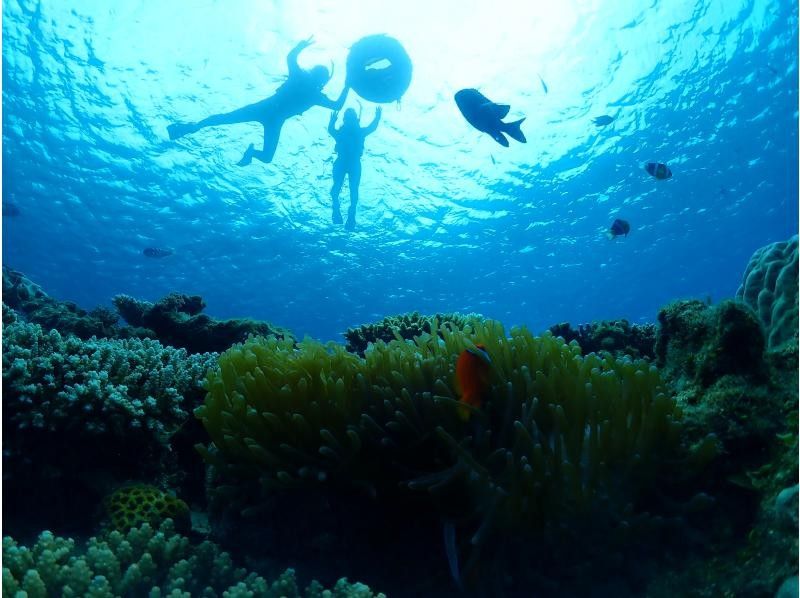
327 107 381 230
167 37 348 166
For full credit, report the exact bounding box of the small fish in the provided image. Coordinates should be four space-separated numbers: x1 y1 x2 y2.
455 344 492 420
608 218 631 239
3 202 21 217
645 162 672 180
537 74 548 94
592 115 614 126
454 88 526 147
143 247 173 258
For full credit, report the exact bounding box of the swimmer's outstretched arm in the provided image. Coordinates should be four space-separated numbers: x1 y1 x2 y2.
363 107 382 135
327 111 339 136
318 84 349 111
287 37 314 75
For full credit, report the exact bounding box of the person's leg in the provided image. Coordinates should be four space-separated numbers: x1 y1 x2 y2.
330 160 346 224
345 161 362 230
168 101 264 140
240 120 284 166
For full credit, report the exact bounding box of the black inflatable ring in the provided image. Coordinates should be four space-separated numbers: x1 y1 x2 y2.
346 34 412 103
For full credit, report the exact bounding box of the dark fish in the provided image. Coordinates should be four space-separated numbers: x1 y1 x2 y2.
143 247 173 258
592 115 614 126
3 202 21 217
608 219 630 239
645 162 672 180
537 74 548 94
454 89 526 147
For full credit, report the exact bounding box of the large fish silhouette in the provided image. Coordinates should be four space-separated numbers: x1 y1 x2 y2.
454 88 526 147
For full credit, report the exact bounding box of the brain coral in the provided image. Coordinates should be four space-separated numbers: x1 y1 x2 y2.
736 235 798 349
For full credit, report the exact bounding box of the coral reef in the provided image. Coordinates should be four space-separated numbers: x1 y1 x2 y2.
103 485 190 533
650 298 798 596
3 266 120 339
655 299 775 451
343 311 484 355
114 292 292 354
2 519 384 597
548 318 657 360
196 320 707 591
2 313 217 537
736 235 798 349
3 267 294 355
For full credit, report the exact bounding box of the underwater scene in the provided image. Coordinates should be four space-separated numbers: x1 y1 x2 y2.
1 0 799 596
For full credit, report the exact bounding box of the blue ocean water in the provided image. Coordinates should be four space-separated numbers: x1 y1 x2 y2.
2 0 798 342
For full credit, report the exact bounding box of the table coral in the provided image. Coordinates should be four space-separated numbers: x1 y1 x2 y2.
113 292 293 354
736 235 798 349
3 266 120 339
2 520 384 597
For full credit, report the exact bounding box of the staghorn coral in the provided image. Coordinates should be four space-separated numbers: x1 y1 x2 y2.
549 318 657 360
343 311 484 355
3 318 215 438
114 292 292 354
736 235 798 349
103 485 190 533
2 519 384 598
2 315 217 537
196 319 704 590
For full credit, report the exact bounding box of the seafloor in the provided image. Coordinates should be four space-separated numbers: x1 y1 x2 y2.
2 236 798 597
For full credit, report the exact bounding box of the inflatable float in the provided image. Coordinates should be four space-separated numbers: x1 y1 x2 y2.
346 34 412 103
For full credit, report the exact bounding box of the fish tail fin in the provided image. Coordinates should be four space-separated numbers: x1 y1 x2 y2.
503 118 526 143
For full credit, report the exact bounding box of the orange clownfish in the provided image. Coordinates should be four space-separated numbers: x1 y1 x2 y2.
455 344 492 420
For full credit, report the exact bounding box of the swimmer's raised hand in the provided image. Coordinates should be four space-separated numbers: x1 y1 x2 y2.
295 36 314 51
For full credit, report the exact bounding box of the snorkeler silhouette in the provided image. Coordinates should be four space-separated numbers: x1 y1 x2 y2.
167 37 349 166
327 106 381 230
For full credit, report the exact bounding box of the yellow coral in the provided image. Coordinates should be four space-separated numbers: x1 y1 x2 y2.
103 485 189 532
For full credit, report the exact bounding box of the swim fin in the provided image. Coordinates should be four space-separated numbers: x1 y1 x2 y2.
167 122 196 141
502 118 526 143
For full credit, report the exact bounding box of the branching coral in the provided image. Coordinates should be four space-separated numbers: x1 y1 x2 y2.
3 318 216 439
197 319 699 585
2 519 384 597
736 235 798 349
2 316 218 536
343 311 484 355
